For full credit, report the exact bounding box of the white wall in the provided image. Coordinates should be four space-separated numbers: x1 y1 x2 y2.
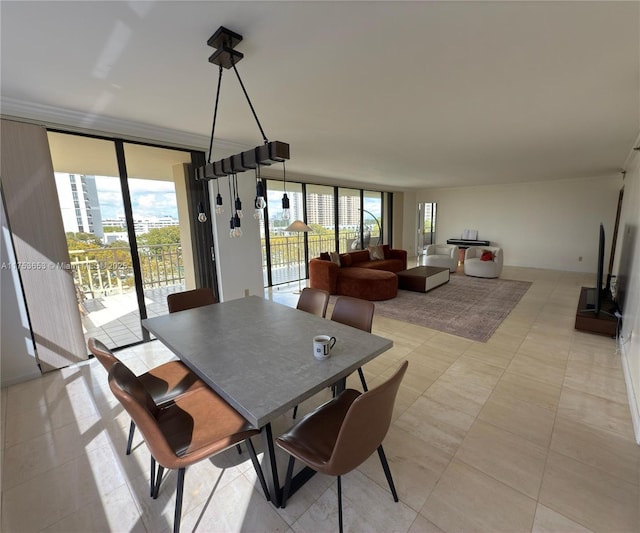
614 149 640 442
403 176 623 272
209 176 264 302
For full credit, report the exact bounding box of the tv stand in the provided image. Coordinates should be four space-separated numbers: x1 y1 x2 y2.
575 287 618 337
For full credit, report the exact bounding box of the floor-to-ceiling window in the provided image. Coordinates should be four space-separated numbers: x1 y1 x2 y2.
363 190 383 247
264 179 303 285
48 131 207 349
418 202 437 257
306 184 336 258
338 187 362 253
261 180 393 287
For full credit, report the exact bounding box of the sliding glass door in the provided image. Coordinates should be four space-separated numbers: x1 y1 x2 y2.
49 132 203 349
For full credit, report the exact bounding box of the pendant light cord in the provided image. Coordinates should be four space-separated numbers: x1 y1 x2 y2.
207 64 224 163
231 60 269 145
282 160 287 193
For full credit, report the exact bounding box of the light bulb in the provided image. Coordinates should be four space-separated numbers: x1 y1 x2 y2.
216 193 224 215
235 198 243 218
229 217 235 238
197 202 207 223
282 193 290 220
256 179 266 210
253 208 263 220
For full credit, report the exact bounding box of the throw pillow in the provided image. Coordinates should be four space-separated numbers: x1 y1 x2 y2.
339 253 352 267
382 244 391 259
329 251 341 267
319 252 330 261
480 251 494 261
368 245 385 261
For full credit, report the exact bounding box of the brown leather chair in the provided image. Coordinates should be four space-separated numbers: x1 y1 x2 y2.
88 337 205 455
331 295 375 391
292 294 374 420
296 287 330 317
277 361 408 533
167 287 217 313
108 362 269 533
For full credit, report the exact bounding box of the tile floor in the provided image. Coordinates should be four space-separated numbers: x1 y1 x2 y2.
2 265 639 532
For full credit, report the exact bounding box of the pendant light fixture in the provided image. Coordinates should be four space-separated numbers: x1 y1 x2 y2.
214 178 224 215
254 165 266 220
194 26 290 227
281 160 290 221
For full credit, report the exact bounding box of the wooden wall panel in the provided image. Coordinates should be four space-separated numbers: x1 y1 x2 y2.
1 119 86 371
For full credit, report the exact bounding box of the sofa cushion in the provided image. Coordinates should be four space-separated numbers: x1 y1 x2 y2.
329 251 341 266
349 250 371 264
319 252 330 261
382 244 391 259
354 259 405 273
339 253 352 267
336 267 398 301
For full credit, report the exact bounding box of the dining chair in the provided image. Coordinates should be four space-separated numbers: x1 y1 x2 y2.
88 337 205 455
277 360 408 533
330 295 375 391
292 294 374 420
296 287 330 317
108 362 270 533
167 287 217 313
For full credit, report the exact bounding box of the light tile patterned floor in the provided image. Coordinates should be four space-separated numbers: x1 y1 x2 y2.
1 265 638 532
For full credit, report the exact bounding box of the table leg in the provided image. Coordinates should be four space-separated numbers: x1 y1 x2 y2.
260 423 281 507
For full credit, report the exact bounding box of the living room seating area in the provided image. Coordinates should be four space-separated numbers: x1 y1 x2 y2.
309 245 407 301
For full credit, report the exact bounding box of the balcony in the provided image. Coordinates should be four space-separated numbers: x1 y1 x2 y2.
263 230 379 285
70 244 185 349
73 231 381 349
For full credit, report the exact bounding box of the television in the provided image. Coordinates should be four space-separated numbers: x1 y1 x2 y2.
585 223 606 315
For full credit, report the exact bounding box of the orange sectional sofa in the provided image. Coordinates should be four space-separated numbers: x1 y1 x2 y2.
309 246 407 301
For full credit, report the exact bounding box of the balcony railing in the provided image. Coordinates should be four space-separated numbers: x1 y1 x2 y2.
262 230 381 285
70 243 184 300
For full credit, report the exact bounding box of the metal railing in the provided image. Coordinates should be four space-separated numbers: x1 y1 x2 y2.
262 231 381 285
70 243 184 300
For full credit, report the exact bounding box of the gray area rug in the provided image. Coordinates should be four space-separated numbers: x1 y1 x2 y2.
373 274 532 342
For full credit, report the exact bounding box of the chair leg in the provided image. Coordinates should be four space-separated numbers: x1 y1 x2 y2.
280 456 295 509
173 467 186 533
337 475 343 533
357 367 369 392
150 456 156 497
153 464 165 499
292 405 298 419
126 420 136 455
244 438 270 502
377 445 398 502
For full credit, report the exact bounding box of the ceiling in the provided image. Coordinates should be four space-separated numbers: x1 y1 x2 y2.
1 1 639 190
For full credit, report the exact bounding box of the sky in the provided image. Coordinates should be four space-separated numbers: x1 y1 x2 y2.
95 176 178 220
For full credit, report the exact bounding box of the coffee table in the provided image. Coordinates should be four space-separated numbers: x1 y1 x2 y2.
397 266 450 293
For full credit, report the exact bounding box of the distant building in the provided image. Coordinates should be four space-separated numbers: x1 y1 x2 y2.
102 215 179 236
55 174 103 238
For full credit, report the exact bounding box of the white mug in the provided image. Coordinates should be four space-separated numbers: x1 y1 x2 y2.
313 335 336 360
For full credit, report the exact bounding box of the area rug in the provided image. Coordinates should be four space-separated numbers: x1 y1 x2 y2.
372 275 532 342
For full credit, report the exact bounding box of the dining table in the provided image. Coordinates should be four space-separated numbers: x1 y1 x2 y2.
141 295 393 507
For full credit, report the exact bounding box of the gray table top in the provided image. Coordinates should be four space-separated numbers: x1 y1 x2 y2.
142 296 393 427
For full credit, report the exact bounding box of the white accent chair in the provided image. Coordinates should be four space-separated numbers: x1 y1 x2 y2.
464 246 503 278
424 244 459 273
